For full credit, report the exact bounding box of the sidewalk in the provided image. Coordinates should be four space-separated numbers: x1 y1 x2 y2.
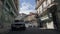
0 23 11 33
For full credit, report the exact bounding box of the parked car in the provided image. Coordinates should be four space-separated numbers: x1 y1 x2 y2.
11 21 26 31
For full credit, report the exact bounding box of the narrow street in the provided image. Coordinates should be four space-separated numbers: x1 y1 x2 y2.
0 0 60 34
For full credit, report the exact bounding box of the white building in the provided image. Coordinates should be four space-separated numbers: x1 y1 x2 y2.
35 0 55 29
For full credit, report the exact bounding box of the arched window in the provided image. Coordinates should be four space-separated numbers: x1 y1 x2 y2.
43 1 46 8
47 0 51 4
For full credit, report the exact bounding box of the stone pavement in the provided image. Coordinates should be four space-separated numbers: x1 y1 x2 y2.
0 23 11 34
5 28 60 34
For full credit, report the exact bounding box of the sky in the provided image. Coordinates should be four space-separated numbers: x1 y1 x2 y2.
19 0 36 14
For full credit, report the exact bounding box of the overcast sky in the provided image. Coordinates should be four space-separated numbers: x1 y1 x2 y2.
19 0 36 14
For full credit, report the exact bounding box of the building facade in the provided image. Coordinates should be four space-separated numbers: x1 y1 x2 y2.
24 12 38 27
0 0 19 30
36 0 60 29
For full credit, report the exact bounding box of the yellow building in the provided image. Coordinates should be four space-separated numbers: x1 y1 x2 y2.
24 13 38 27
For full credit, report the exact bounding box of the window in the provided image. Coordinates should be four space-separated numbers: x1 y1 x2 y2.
37 8 40 14
39 5 43 14
47 0 51 4
43 1 47 8
5 15 8 21
6 3 10 9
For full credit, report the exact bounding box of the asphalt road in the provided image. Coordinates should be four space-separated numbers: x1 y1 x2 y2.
3 28 60 34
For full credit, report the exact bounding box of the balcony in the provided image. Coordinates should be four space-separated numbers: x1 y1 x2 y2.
35 0 46 9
